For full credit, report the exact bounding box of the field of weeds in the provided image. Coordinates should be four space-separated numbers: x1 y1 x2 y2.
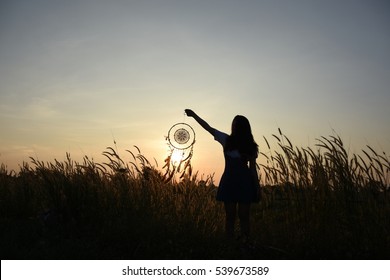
1 130 389 259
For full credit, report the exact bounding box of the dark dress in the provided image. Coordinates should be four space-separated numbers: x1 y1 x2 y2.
214 130 257 203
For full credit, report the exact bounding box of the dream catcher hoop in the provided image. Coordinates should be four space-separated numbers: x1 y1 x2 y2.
167 123 195 150
164 122 196 181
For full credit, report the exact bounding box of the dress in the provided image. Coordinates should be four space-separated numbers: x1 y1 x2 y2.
214 130 257 203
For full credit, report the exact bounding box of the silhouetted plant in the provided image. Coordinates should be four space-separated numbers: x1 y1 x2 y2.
0 131 388 259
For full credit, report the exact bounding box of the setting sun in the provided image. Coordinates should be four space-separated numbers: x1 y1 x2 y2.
170 149 184 166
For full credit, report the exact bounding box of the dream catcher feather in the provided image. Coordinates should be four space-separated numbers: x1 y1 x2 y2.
163 122 195 181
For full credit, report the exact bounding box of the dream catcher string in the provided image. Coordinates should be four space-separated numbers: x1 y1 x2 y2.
163 114 196 181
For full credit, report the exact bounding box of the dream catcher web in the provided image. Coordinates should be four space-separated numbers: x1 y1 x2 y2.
163 122 195 181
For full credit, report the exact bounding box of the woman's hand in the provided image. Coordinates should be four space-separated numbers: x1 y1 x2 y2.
185 109 195 117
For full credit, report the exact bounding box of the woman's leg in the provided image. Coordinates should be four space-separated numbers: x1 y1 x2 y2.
238 203 251 238
224 202 237 238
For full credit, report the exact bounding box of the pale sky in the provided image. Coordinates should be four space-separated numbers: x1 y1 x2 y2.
1 0 389 181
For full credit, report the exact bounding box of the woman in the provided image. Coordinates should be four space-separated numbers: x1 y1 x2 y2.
185 109 259 240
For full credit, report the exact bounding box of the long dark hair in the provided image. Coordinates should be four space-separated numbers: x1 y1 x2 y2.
224 115 258 158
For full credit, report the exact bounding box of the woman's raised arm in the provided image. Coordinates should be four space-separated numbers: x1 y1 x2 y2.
185 109 216 136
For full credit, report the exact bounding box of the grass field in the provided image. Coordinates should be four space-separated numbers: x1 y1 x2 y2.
1 130 389 259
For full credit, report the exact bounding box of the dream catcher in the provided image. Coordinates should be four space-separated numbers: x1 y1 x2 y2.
163 122 196 181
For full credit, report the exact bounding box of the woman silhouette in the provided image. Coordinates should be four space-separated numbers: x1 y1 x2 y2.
185 109 259 240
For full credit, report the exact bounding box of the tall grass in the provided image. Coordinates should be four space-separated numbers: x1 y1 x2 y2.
257 129 389 258
0 131 389 259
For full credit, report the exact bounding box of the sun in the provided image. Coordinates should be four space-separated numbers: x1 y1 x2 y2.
170 149 184 166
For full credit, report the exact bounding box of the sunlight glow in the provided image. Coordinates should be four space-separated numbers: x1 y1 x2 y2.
170 149 184 166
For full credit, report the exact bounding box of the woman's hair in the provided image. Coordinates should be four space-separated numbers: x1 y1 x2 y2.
225 115 258 157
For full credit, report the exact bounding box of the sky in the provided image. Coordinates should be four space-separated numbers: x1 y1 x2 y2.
1 0 389 181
